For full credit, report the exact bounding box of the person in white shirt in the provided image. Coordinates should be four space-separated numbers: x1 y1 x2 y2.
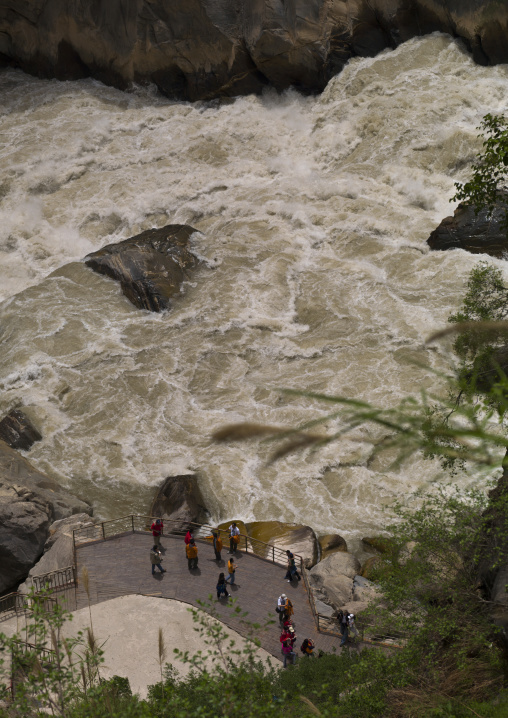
228 522 240 554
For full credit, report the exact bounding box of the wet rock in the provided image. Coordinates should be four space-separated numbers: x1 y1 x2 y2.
150 474 208 533
246 520 319 568
1 2 508 101
0 409 42 451
0 440 92 593
360 555 383 579
361 536 394 554
318 533 348 559
18 513 95 594
308 552 361 608
85 225 200 312
427 201 508 258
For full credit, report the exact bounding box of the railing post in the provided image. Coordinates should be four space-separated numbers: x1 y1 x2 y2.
272 546 274 563
102 522 105 540
245 536 248 553
131 515 134 532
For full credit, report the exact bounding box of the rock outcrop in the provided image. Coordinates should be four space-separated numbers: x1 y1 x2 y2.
427 201 508 257
246 520 319 568
0 409 42 451
18 513 95 594
0 440 92 593
150 474 208 532
0 1 507 101
309 551 361 608
318 533 348 559
85 225 200 312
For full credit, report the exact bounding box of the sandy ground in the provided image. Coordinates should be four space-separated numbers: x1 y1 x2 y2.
0 594 278 698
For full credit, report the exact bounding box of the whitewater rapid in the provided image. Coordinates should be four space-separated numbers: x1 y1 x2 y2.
1 34 508 546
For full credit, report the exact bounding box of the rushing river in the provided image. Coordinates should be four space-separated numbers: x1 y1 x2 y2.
1 33 508 548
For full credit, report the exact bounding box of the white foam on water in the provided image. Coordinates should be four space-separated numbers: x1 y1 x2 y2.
1 34 508 533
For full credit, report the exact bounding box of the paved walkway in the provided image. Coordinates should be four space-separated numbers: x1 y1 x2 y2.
75 531 345 659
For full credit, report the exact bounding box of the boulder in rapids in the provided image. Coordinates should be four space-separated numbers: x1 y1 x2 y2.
150 474 208 533
0 440 92 593
246 520 319 568
361 536 394 554
0 409 42 451
360 555 383 579
85 224 200 312
427 201 508 258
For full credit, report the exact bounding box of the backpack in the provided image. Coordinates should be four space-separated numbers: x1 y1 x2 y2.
300 640 308 654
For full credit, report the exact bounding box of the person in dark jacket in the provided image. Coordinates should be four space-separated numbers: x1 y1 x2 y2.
216 572 230 599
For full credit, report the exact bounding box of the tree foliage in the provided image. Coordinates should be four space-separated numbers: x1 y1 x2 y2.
452 113 508 233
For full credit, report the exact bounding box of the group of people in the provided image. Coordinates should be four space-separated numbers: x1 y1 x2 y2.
276 591 315 667
149 518 360 665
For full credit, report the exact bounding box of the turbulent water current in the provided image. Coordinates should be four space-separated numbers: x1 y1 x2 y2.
1 34 508 549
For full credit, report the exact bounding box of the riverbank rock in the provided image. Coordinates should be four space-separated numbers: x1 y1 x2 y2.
246 521 319 568
353 575 381 603
309 552 361 608
1 1 507 100
318 533 348 559
360 556 383 579
361 536 394 554
427 201 508 257
150 474 208 533
0 409 42 451
0 440 92 593
85 225 200 312
18 514 95 595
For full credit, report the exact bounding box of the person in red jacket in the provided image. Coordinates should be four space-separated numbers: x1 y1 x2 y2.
184 529 194 545
151 518 164 547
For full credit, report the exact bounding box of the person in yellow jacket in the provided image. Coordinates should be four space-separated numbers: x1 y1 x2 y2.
186 539 198 569
212 531 223 561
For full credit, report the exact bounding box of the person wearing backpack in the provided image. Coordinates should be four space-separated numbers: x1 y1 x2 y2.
216 572 230 599
300 638 314 656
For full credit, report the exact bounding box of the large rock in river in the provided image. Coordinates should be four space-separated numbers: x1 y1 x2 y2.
427 201 508 257
85 225 200 312
150 474 208 533
1 1 508 100
246 520 319 568
0 440 92 593
0 409 42 451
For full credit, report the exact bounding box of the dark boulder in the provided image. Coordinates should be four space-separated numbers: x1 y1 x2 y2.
0 409 42 451
318 533 348 559
427 201 508 258
149 474 208 533
85 224 200 312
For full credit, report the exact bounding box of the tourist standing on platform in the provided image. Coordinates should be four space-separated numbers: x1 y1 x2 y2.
281 639 296 668
151 518 164 547
226 557 236 584
216 572 230 599
150 545 165 575
186 539 198 569
277 593 292 624
300 638 315 656
228 522 240 554
212 531 223 561
284 550 301 582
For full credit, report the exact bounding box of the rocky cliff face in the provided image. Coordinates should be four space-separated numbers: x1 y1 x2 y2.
0 1 506 100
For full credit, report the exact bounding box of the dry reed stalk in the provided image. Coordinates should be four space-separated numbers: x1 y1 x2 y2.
158 627 167 687
81 567 94 633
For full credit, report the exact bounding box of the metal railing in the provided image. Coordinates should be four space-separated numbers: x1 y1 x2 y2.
33 565 76 593
72 515 304 571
